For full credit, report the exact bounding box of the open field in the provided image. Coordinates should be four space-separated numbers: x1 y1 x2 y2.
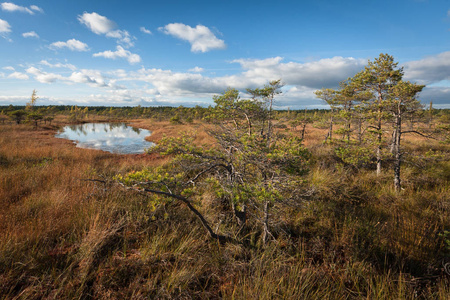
0 114 449 299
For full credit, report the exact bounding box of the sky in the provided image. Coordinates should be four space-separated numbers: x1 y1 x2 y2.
0 0 449 109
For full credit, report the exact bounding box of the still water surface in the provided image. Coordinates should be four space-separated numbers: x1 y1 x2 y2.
55 123 154 154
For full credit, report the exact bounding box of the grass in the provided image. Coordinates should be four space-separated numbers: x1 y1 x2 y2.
0 117 449 299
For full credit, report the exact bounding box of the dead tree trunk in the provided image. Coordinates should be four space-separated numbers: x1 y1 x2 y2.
301 123 307 140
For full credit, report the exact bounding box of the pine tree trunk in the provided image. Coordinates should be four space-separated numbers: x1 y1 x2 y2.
347 121 351 142
389 129 396 154
376 96 383 176
376 146 382 176
393 108 402 191
376 119 382 176
326 112 333 142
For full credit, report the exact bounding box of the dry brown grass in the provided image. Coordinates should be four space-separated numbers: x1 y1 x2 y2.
130 119 215 145
0 122 168 245
0 117 448 299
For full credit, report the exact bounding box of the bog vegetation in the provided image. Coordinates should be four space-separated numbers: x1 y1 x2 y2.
0 54 449 299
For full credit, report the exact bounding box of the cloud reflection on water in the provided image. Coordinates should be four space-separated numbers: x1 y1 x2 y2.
55 123 154 154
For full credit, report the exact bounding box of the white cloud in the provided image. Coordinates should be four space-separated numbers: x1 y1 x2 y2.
140 27 152 34
93 46 141 64
233 57 284 69
1 2 43 14
105 29 135 47
39 60 77 71
4 55 367 108
78 12 116 34
24 66 107 88
11 52 450 109
0 18 11 33
22 31 39 38
404 51 450 84
232 56 367 88
104 55 369 108
50 39 89 52
78 12 136 47
26 67 63 83
3 66 14 71
0 58 357 108
188 66 204 73
30 5 43 13
402 51 450 108
68 70 108 87
8 71 28 80
159 23 226 53
1 2 32 14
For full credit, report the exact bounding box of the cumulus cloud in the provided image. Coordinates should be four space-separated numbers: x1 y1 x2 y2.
126 55 362 103
93 46 141 64
188 66 204 73
26 67 63 83
78 12 116 34
3 54 368 108
22 31 39 38
1 2 43 14
5 55 366 108
128 68 224 96
114 56 368 103
96 55 371 109
0 18 11 33
78 12 135 47
39 60 77 71
68 70 108 87
11 52 450 109
67 69 122 89
232 56 367 89
8 71 28 80
29 5 43 13
105 29 135 47
404 51 450 84
159 23 226 53
140 27 152 34
401 51 450 108
24 66 116 89
50 39 89 51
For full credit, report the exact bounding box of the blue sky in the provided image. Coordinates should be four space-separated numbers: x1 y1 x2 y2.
1 0 449 108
